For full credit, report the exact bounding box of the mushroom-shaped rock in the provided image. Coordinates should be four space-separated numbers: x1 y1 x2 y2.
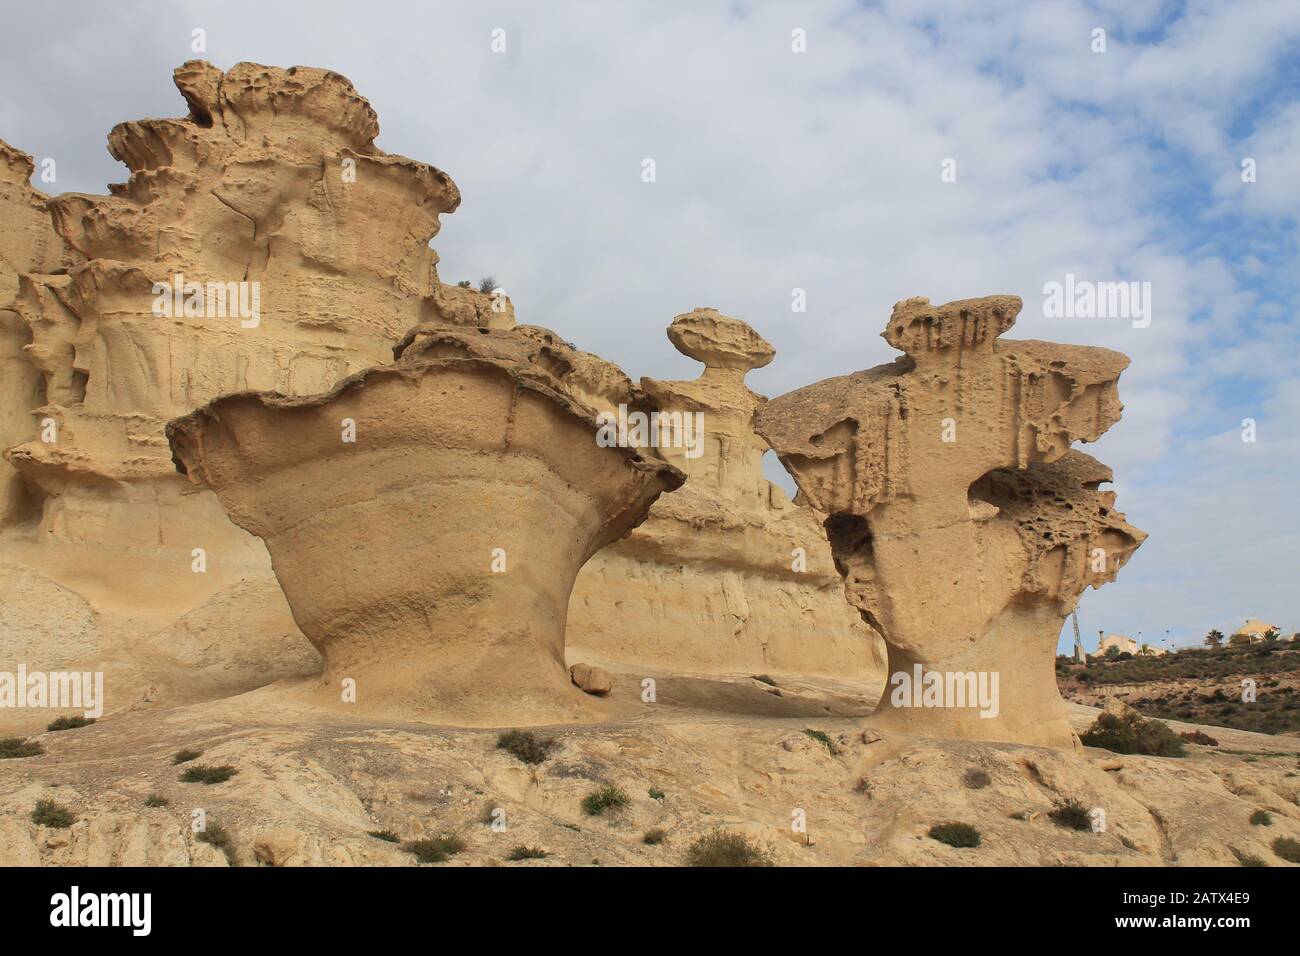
567 308 885 678
754 295 1145 748
166 327 683 725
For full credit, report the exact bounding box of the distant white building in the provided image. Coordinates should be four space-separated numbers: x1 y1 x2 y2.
1098 632 1137 656
1230 619 1280 645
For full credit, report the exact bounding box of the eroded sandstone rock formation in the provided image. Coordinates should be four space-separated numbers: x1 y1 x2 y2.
168 323 683 725
569 308 884 679
0 63 521 718
754 295 1145 748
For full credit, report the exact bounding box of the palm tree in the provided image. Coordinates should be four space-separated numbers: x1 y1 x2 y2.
1263 628 1280 644
1140 642 1152 657
1203 629 1224 649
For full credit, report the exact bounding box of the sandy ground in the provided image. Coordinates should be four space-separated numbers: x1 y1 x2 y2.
2 663 1298 866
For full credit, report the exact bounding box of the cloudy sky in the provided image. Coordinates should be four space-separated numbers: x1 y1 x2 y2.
2 0 1295 652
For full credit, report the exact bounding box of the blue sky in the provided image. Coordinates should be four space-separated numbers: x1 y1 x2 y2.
1 0 1295 653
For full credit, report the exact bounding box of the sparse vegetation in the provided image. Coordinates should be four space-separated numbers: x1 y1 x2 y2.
581 784 629 816
143 794 169 808
457 280 471 288
368 829 400 842
46 715 95 732
0 737 43 759
478 275 498 294
648 786 665 801
31 799 75 828
1081 710 1187 757
1048 798 1094 832
642 828 667 845
179 763 237 784
963 767 991 789
1180 729 1219 746
928 822 981 848
506 845 548 860
172 748 202 764
686 830 773 866
405 833 466 863
1238 854 1268 867
496 730 555 765
1250 809 1273 826
1271 836 1300 863
803 728 837 754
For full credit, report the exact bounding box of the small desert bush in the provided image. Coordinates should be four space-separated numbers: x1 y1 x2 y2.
456 279 471 288
405 833 466 863
581 784 629 816
803 728 837 754
478 275 498 294
196 822 231 849
928 822 981 848
143 794 169 808
506 845 548 860
686 830 772 867
1272 836 1300 863
0 737 43 759
643 828 667 845
31 799 75 828
648 786 665 801
963 767 991 789
1180 729 1219 746
196 822 236 864
1250 809 1273 827
1048 798 1094 832
172 748 202 764
368 829 400 842
495 730 555 765
1081 711 1186 757
46 715 95 732
1239 854 1268 867
178 763 237 784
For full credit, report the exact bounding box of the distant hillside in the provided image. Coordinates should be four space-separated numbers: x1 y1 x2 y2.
1057 643 1300 735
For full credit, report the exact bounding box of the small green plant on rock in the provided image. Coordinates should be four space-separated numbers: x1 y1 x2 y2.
46 715 95 732
0 737 43 759
495 730 555 765
506 845 547 860
178 764 237 784
928 822 980 848
405 833 466 863
1048 798 1094 832
581 785 629 816
32 799 75 828
686 830 772 866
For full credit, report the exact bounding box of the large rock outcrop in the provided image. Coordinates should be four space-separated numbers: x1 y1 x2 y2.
754 295 1145 748
0 63 519 718
568 308 884 679
167 324 684 725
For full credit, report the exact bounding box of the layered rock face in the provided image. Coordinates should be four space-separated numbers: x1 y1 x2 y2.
0 141 75 526
569 309 883 679
755 295 1145 748
2 61 479 613
0 63 516 718
168 324 684 725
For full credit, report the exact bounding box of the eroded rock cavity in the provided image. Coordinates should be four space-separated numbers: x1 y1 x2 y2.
754 295 1145 748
